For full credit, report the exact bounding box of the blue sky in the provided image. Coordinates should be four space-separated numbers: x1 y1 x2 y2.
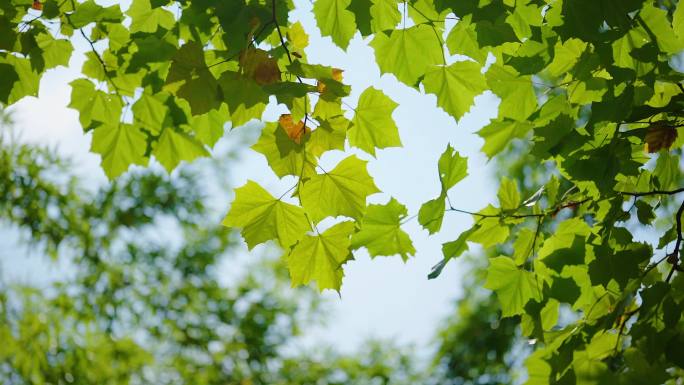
2 0 501 355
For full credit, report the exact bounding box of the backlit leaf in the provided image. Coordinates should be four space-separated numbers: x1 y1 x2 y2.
164 42 221 116
286 221 354 292
223 181 309 249
313 0 357 49
438 144 468 192
370 25 443 87
300 155 379 222
350 198 415 260
485 257 542 317
423 61 487 121
349 87 401 155
91 123 148 179
153 128 209 172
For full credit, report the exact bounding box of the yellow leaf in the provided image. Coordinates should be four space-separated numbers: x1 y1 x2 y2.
287 21 309 50
278 114 310 144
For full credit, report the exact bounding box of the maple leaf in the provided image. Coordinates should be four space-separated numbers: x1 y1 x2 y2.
278 114 310 144
239 48 281 85
223 181 309 249
350 198 415 261
286 221 355 292
644 121 678 153
300 155 379 222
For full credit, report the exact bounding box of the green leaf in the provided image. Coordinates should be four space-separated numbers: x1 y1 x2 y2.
69 0 123 28
286 221 354 292
1 55 39 105
477 119 532 158
545 176 560 207
654 152 680 190
635 200 655 225
127 0 175 33
640 4 683 54
35 33 73 69
107 24 131 51
468 205 509 248
307 116 348 157
418 195 446 234
497 177 520 210
538 218 591 261
369 0 400 32
370 25 443 87
675 0 684 43
164 42 221 116
223 181 309 250
190 105 229 147
350 198 415 261
132 92 169 135
287 21 310 50
218 72 268 127
428 226 478 279
0 63 18 104
91 123 148 179
347 0 373 36
486 64 537 121
313 0 357 49
512 228 538 265
546 38 588 77
68 79 122 128
407 0 442 24
153 128 209 172
349 87 401 155
300 155 379 222
423 61 487 120
446 15 487 63
588 243 651 289
485 256 542 317
438 144 468 192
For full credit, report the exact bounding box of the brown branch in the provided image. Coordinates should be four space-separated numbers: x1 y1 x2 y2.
447 207 544 219
271 0 309 130
666 199 684 282
78 28 123 99
619 187 684 197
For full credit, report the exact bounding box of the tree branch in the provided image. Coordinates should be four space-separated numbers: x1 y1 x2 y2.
666 199 684 282
271 0 309 130
619 187 684 197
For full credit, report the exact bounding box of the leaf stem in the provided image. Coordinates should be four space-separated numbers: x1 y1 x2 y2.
271 0 310 130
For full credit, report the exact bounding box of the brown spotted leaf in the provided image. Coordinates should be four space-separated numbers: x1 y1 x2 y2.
278 114 310 144
239 48 281 85
645 121 678 153
317 68 343 94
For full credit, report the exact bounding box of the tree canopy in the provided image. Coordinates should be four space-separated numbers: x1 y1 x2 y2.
2 0 684 383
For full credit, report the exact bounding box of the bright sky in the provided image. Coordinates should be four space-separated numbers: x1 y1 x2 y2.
2 0 500 356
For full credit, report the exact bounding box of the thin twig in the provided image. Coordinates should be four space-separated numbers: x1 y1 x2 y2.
619 187 684 197
665 199 684 282
271 0 309 130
